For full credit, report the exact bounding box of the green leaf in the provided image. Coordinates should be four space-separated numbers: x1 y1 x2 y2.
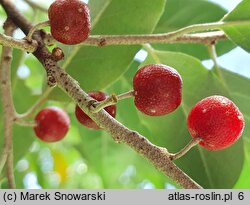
88 0 111 25
12 125 34 163
220 69 250 120
234 156 250 188
155 0 225 33
153 0 235 60
12 79 38 113
11 55 38 113
47 88 71 102
62 0 166 91
135 49 245 188
74 121 137 188
220 69 250 188
24 55 45 92
223 0 250 52
11 49 24 77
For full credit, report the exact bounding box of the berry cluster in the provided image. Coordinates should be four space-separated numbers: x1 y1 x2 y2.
32 0 244 157
33 63 244 152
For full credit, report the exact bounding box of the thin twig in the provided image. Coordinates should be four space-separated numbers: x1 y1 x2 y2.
0 29 228 52
0 30 226 53
0 18 16 188
82 18 250 47
6 147 15 188
207 43 230 92
14 119 37 127
208 43 219 69
83 31 227 46
208 44 221 77
0 33 37 52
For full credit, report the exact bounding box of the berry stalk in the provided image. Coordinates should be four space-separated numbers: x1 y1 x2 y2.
116 90 135 100
90 91 135 113
26 20 50 42
90 93 117 113
170 138 201 161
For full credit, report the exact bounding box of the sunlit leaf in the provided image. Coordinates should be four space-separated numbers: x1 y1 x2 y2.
223 0 250 52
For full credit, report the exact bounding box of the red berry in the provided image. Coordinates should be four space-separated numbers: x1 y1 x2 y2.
187 96 244 150
48 0 90 45
34 107 70 142
133 64 182 116
75 91 116 129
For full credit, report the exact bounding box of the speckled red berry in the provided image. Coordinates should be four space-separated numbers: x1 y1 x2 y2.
133 64 182 116
48 0 90 45
75 91 116 130
34 107 70 142
187 95 244 150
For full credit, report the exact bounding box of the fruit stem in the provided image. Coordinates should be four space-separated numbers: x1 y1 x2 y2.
90 91 135 113
170 138 201 161
26 20 50 42
116 90 135 100
14 118 37 127
90 93 118 113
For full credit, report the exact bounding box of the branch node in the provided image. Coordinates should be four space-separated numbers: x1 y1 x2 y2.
90 93 118 113
40 30 55 46
52 47 65 61
24 37 38 48
47 75 57 87
99 38 107 46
